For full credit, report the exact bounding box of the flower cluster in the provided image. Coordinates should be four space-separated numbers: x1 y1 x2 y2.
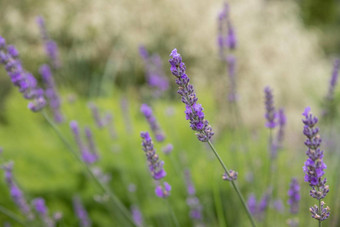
131 205 144 227
302 107 330 221
88 102 105 128
2 162 33 220
169 49 214 142
73 197 91 227
326 59 340 101
247 190 271 221
222 170 238 181
140 104 165 142
70 121 99 164
264 86 276 129
0 35 46 112
140 131 170 198
288 177 300 214
40 64 64 123
36 16 61 69
33 198 58 227
217 2 236 58
139 46 169 97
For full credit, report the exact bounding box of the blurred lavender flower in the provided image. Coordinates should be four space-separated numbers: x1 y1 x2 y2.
264 86 276 129
88 102 104 128
73 197 91 227
155 182 171 198
140 104 165 142
322 59 340 120
288 178 300 214
273 199 284 213
217 2 236 58
258 191 270 217
141 131 170 198
162 144 173 155
0 35 46 112
302 107 330 222
36 16 61 69
169 49 214 142
91 167 111 184
326 59 340 101
271 108 286 159
2 162 33 220
140 132 166 180
33 198 55 227
40 64 64 123
70 121 98 164
131 205 143 227
184 169 204 224
139 46 169 97
247 194 257 215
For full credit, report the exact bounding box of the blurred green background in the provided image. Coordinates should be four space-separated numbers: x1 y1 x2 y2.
1 0 340 226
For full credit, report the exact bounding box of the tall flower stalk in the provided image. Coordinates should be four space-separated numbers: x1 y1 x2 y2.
140 104 165 142
302 107 330 225
169 48 256 227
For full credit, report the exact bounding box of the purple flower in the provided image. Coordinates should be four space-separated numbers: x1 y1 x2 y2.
169 49 214 142
217 2 236 58
0 35 46 112
302 107 330 222
326 59 340 101
73 197 91 227
288 178 300 214
155 182 171 198
40 64 63 123
36 16 61 69
2 162 33 220
33 198 47 215
70 121 98 165
140 104 165 142
247 194 257 215
162 144 173 155
131 205 143 227
139 46 169 97
264 86 276 129
140 132 166 180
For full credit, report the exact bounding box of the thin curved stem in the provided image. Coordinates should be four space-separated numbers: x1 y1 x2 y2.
41 111 135 226
206 140 256 227
0 205 26 226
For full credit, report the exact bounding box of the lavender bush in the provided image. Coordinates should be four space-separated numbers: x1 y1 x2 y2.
1 1 340 226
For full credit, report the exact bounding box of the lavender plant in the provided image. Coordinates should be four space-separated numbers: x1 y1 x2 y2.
169 48 256 226
39 64 64 123
302 107 330 224
73 196 92 227
36 16 61 69
140 104 165 142
139 46 169 97
140 131 170 197
0 36 46 112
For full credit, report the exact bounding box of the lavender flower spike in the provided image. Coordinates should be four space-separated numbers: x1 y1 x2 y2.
36 16 61 69
73 197 91 227
88 102 104 128
302 107 330 222
141 132 171 198
40 64 63 123
140 104 165 142
0 35 46 112
131 205 143 227
326 59 340 101
288 178 300 214
169 49 214 142
33 198 55 227
264 86 276 129
2 162 33 220
140 132 166 180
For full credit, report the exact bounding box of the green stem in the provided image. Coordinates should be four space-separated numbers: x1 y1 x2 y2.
0 205 26 226
41 111 135 226
165 199 180 227
206 140 256 227
319 199 322 227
